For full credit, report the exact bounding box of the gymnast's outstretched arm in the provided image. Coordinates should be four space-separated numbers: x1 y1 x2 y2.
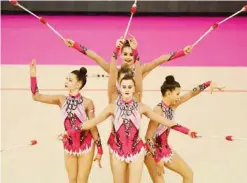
174 81 224 108
141 45 193 78
81 104 114 130
140 103 198 137
65 39 110 73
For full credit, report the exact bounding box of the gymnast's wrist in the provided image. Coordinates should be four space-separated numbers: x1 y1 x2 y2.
113 46 120 59
97 146 103 155
95 139 103 155
132 49 140 62
73 41 88 55
171 124 190 135
198 81 212 91
204 81 212 87
168 49 186 61
30 76 39 95
132 48 138 56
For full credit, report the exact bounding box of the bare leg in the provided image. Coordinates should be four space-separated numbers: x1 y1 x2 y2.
77 145 95 183
164 151 193 183
64 152 78 183
145 153 165 183
128 153 145 183
125 167 129 183
109 151 128 183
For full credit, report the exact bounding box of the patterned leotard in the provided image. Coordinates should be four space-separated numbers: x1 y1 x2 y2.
61 93 93 156
107 97 145 163
153 101 175 163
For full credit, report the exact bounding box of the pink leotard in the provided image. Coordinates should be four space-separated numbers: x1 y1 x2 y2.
107 97 145 163
61 93 93 156
153 101 175 163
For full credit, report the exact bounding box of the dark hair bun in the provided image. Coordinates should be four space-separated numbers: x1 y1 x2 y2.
124 40 130 47
79 67 87 76
165 75 175 83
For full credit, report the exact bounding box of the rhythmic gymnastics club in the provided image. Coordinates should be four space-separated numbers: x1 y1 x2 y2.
1 140 38 152
9 0 65 41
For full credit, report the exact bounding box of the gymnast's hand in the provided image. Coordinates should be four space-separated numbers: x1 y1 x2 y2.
58 130 77 142
64 38 75 48
128 34 138 50
57 131 69 142
209 82 225 94
94 153 102 168
188 131 200 139
116 36 125 49
30 59 37 77
184 45 193 54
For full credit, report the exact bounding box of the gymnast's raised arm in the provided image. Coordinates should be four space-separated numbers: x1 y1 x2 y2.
29 59 64 106
65 38 110 73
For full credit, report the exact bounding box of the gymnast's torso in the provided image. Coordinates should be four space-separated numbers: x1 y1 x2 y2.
107 96 145 163
61 93 94 156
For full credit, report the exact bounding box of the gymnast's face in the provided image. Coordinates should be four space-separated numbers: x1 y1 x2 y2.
168 87 181 105
120 79 135 100
64 73 82 91
121 46 134 66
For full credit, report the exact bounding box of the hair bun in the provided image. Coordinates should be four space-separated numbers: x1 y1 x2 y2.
124 40 130 47
165 75 175 83
79 67 87 76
